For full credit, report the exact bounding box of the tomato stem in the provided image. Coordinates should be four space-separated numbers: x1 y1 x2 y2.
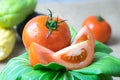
46 9 66 39
46 29 52 39
97 16 104 21
48 9 52 20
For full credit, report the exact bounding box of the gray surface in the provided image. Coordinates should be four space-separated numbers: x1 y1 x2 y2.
38 0 95 3
0 0 120 79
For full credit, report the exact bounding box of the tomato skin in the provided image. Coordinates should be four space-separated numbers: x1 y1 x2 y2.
22 16 71 52
82 16 111 43
29 42 55 66
16 12 44 38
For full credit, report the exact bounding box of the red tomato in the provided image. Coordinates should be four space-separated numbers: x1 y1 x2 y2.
82 16 111 43
22 15 71 52
29 26 95 70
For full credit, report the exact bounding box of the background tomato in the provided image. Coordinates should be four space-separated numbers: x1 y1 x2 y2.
22 15 71 52
82 16 111 43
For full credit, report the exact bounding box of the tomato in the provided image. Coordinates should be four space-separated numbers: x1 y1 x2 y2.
82 16 111 43
22 11 71 52
29 26 95 70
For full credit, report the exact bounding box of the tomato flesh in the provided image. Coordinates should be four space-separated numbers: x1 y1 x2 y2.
61 48 87 63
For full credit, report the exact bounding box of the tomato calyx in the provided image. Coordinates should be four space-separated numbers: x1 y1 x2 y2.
97 16 104 21
46 9 66 38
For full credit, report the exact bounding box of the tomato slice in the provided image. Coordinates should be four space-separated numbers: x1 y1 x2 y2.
72 25 95 47
52 41 94 70
29 26 95 70
29 42 55 66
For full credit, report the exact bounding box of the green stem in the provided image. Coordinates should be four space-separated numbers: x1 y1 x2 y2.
97 16 104 21
46 9 66 39
48 9 52 20
46 29 52 39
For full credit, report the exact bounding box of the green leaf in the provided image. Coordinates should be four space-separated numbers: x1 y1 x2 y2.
70 71 99 80
0 53 33 80
95 41 112 54
73 52 120 77
98 74 113 80
34 62 66 71
22 71 57 80
63 71 75 80
68 24 77 42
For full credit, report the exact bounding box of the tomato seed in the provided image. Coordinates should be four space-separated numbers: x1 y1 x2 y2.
61 48 87 63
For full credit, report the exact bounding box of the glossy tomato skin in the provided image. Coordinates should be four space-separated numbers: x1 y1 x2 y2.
22 16 71 52
16 12 44 38
29 42 55 66
82 16 111 43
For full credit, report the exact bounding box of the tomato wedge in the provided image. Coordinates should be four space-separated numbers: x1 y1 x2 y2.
53 41 94 70
29 26 95 70
72 25 95 48
29 42 55 66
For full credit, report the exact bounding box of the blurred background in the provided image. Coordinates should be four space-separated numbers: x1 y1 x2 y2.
37 0 93 3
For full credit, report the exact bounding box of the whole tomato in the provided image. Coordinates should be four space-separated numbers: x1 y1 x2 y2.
22 10 71 52
82 16 111 43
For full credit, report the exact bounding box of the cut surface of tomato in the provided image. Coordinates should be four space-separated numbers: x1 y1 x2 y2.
61 48 87 63
72 25 95 47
